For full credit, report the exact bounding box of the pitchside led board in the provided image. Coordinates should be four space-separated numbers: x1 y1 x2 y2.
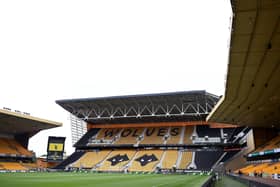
47 136 65 162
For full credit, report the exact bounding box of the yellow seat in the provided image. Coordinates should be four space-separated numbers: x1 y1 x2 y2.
72 150 111 168
178 152 193 169
129 150 163 172
161 150 178 169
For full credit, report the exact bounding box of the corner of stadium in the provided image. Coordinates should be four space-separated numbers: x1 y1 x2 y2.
1 0 280 186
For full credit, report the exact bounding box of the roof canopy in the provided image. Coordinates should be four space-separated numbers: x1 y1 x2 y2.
56 90 219 124
0 108 62 136
207 0 280 127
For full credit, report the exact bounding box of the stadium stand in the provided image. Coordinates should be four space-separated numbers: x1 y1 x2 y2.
166 127 182 144
0 108 61 171
129 150 163 172
183 126 193 144
178 151 193 169
72 150 111 168
96 150 136 171
115 128 144 144
55 91 247 173
7 138 33 156
237 162 280 176
139 128 167 144
238 163 269 175
262 162 280 175
0 162 27 170
96 128 120 141
21 162 38 169
0 138 19 155
0 138 33 156
161 150 178 169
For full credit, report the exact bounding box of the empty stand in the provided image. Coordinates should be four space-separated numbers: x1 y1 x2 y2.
115 128 144 144
140 128 168 144
183 126 193 144
72 150 111 168
237 162 280 176
0 138 19 154
0 162 27 170
166 127 182 144
97 150 136 171
129 150 163 172
0 138 32 156
161 150 178 169
262 162 280 175
8 139 33 156
21 162 38 169
178 151 193 169
239 163 269 175
96 129 121 141
236 164 255 174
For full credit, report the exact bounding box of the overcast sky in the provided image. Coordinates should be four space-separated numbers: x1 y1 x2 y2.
0 0 232 156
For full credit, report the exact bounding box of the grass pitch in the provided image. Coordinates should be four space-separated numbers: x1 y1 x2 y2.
0 172 210 187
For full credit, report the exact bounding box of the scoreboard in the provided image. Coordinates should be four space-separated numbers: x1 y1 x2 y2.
47 136 65 162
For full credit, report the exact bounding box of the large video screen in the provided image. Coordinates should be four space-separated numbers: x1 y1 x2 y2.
47 136 65 162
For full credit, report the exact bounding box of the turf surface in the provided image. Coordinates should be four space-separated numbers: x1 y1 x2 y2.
0 172 210 187
214 175 247 187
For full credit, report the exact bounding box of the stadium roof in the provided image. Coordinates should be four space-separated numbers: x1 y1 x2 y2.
56 90 220 124
0 108 62 136
207 0 280 127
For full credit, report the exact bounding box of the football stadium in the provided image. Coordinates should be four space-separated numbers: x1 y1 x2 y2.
1 0 280 186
